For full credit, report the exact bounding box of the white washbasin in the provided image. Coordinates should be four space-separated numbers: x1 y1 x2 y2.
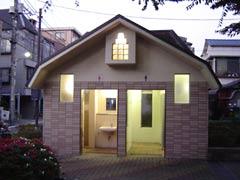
99 126 117 132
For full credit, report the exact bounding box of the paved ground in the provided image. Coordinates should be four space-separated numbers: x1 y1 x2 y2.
7 119 42 133
60 154 240 180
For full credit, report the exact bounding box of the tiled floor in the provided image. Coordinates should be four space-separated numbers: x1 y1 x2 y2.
60 154 240 180
83 147 117 154
127 142 164 156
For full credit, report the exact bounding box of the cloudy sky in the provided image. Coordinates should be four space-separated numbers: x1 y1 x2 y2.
1 0 239 56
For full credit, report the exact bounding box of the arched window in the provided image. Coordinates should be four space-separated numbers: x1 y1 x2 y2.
112 32 129 60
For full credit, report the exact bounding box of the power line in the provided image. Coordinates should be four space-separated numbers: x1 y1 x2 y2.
23 0 38 15
23 0 67 36
20 0 64 44
37 0 240 22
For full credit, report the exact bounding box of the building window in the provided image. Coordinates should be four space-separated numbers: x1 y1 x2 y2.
174 74 190 104
26 66 35 81
0 39 11 53
112 32 129 60
71 33 79 43
0 68 10 85
60 74 74 102
55 32 65 41
141 91 152 127
216 57 240 77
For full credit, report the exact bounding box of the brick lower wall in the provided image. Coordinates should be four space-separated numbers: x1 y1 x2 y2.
43 81 208 159
165 82 208 159
43 82 80 157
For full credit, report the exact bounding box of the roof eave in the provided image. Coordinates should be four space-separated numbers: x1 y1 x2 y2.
28 14 221 89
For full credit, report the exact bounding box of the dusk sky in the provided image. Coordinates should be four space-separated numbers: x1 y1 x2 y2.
1 0 239 56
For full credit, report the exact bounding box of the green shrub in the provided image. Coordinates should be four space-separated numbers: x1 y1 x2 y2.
14 124 42 139
0 137 60 180
209 121 240 147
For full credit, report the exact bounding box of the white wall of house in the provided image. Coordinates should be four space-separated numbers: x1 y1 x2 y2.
202 42 240 85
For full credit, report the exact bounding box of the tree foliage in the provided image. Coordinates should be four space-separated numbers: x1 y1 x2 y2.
132 0 240 36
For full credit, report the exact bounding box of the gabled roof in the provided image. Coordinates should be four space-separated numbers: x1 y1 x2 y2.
0 9 37 34
28 14 221 89
151 30 193 54
206 39 240 47
201 39 240 58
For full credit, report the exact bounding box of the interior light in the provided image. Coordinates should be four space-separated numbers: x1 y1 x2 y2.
101 89 117 98
60 74 74 102
174 74 189 104
65 76 73 94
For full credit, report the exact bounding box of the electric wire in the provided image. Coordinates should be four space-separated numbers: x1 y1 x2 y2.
2 1 239 57
23 0 38 15
36 0 240 22
21 0 67 44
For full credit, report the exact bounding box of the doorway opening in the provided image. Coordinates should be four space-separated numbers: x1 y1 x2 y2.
81 89 118 154
127 90 165 156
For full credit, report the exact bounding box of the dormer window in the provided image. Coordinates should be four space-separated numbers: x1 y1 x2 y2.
105 27 136 65
112 33 129 60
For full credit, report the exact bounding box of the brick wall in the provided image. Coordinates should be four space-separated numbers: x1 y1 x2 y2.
43 82 80 157
165 82 209 159
43 81 208 159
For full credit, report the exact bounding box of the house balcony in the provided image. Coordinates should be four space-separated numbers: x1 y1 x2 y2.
217 72 240 78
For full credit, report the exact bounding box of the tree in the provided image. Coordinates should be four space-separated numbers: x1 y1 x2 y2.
132 0 240 36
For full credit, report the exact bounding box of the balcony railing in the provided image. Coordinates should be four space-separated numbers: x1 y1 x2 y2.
217 72 240 78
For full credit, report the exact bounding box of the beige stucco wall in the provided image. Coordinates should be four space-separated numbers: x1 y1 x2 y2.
45 32 206 84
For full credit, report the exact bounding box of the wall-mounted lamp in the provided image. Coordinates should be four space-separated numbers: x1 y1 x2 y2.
24 51 32 59
144 75 147 82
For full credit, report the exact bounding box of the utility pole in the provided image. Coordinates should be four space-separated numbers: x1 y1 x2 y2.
0 20 2 55
35 8 42 128
37 8 42 64
9 0 19 126
0 21 2 106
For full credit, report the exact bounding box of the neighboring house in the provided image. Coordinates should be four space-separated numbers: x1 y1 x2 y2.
209 79 240 121
42 27 81 51
0 9 55 119
201 39 240 120
29 15 220 159
214 80 240 120
201 39 240 85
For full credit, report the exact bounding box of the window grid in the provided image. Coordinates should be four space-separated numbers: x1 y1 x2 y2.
112 43 129 60
0 68 11 85
0 39 11 53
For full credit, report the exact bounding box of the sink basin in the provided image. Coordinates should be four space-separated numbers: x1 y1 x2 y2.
99 126 117 132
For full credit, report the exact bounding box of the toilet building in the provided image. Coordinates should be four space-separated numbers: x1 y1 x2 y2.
28 15 220 159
